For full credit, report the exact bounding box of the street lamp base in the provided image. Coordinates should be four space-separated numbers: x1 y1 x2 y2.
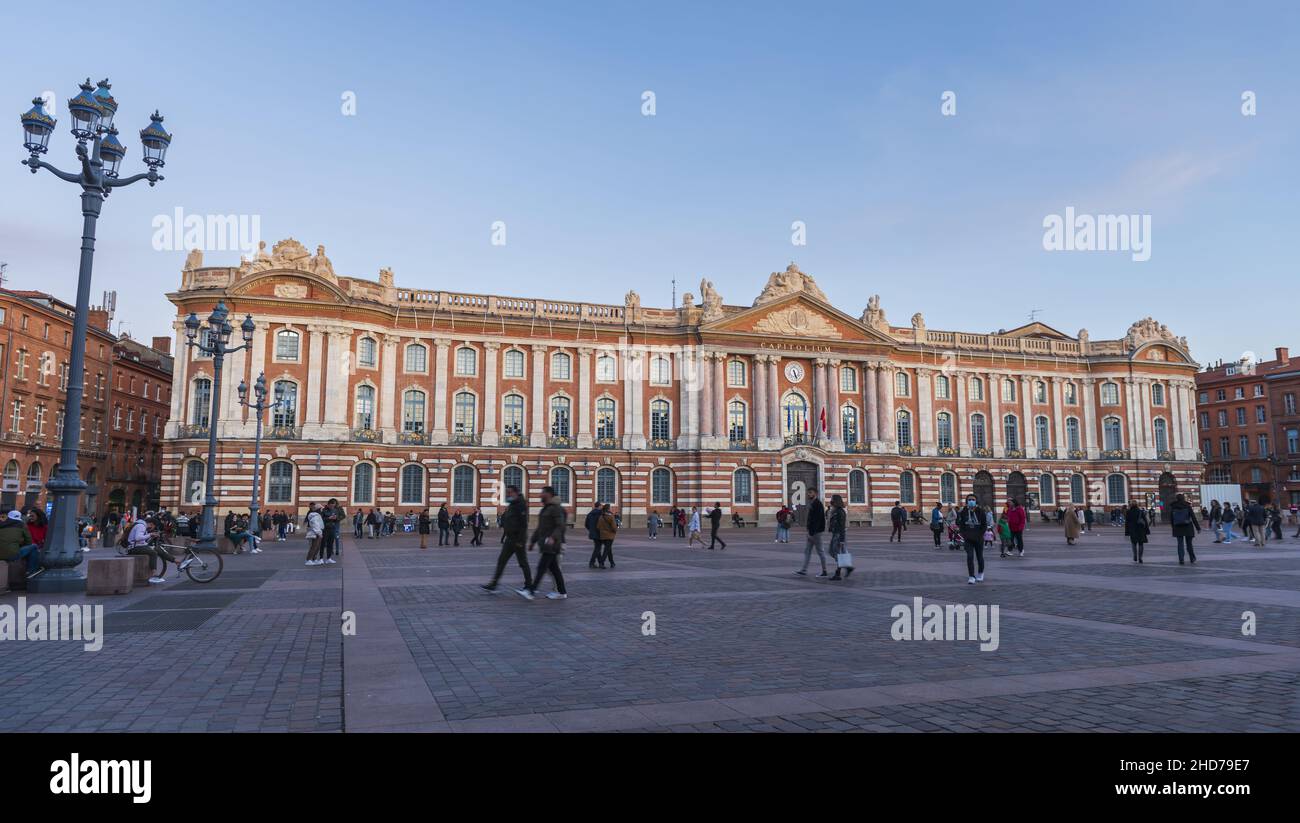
27 569 88 593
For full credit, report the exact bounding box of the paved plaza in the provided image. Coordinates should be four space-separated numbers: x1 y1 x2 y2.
3 521 1300 732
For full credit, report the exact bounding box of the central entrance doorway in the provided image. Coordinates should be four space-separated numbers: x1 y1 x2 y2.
973 471 995 509
786 460 820 525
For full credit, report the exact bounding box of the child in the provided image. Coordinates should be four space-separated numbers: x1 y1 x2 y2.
997 514 1013 558
983 523 996 553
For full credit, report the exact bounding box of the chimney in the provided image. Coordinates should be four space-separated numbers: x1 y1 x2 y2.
87 308 110 332
152 336 172 355
1276 346 1289 365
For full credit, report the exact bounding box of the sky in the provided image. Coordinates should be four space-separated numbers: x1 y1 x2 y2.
1 0 1297 365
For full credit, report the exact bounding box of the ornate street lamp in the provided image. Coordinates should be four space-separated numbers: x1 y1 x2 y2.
19 77 171 592
183 302 255 554
237 372 287 542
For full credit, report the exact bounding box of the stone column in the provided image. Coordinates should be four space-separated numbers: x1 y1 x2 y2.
917 367 934 455
699 351 715 442
713 353 727 440
955 372 969 456
302 325 326 436
628 350 646 450
679 347 697 449
482 342 500 446
218 334 248 437
529 344 547 447
239 320 271 437
1081 377 1099 458
430 338 451 445
827 359 842 450
754 354 768 442
988 372 1003 457
381 334 399 442
862 363 878 445
1021 376 1034 456
768 356 782 445
1139 378 1155 456
577 346 594 448
165 320 188 438
1051 376 1065 455
321 328 352 440
876 365 895 448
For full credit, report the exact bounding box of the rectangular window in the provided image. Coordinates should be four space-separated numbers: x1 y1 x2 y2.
1286 394 1297 415
1239 435 1249 456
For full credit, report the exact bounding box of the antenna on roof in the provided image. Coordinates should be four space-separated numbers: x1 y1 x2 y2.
671 278 676 309
1028 308 1043 323
0 262 7 290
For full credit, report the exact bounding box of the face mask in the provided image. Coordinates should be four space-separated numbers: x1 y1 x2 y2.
505 495 516 503
967 500 976 508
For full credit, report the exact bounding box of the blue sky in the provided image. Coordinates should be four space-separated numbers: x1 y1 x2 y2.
2 0 1297 364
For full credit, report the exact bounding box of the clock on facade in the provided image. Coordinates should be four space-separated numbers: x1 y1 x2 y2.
784 362 805 382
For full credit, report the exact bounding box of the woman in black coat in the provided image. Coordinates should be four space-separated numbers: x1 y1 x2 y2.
1123 500 1150 563
1169 494 1200 565
417 510 431 549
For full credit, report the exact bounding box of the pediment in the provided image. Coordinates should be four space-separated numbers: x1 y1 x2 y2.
703 293 894 345
997 322 1073 340
229 269 349 303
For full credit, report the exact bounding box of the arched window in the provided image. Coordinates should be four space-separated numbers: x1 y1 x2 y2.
452 465 476 505
650 399 671 441
1003 414 1020 451
354 385 376 430
935 373 950 399
267 461 294 504
502 465 525 496
274 329 300 361
841 406 858 445
26 462 42 489
549 466 572 503
357 337 377 368
896 409 913 448
551 351 572 380
782 393 808 438
650 467 673 505
596 354 617 382
969 376 984 401
182 459 205 505
1151 383 1165 406
970 413 987 450
352 462 374 505
940 472 958 505
650 355 672 385
273 381 297 428
453 392 476 436
840 366 857 393
503 349 525 378
502 394 525 437
550 397 571 438
2 460 19 489
899 470 916 505
733 468 753 504
596 467 618 504
1039 473 1056 505
1070 473 1086 504
848 470 867 505
400 463 425 505
595 398 617 440
728 400 747 442
1066 417 1081 452
455 346 477 376
895 372 911 397
405 343 427 373
936 412 953 449
728 359 746 387
1103 416 1123 451
1035 415 1050 449
191 378 212 426
1153 418 1169 453
1106 473 1128 505
1100 381 1120 405
403 390 426 433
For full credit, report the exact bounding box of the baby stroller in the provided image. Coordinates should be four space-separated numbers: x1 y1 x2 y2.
946 523 963 551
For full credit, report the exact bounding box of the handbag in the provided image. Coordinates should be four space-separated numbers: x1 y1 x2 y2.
836 551 853 567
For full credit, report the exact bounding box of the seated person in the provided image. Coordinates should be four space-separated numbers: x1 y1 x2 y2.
731 512 745 528
0 510 44 579
126 517 174 584
226 519 261 553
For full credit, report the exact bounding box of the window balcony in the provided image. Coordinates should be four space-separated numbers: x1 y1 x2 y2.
1005 448 1025 459
351 427 382 443
177 423 209 439
548 435 574 449
450 433 481 446
1157 450 1174 461
1067 448 1086 459
594 436 620 449
897 444 916 456
846 441 872 454
648 437 675 450
728 438 755 451
1100 448 1131 460
971 447 992 458
1037 448 1058 459
266 425 301 441
783 434 813 447
936 445 958 457
500 433 525 447
397 430 428 445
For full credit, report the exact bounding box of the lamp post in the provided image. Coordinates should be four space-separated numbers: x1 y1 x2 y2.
183 303 256 553
20 79 171 592
237 372 286 540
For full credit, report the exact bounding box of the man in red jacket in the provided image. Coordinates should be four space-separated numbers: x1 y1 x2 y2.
1004 499 1027 557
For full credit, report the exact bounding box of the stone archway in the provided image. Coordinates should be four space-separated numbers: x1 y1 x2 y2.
1158 472 1178 510
1006 471 1028 507
973 471 995 509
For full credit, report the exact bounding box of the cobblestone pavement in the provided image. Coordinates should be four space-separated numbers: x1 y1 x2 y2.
3 522 1299 732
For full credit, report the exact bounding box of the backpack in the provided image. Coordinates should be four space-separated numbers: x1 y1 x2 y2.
1171 506 1191 526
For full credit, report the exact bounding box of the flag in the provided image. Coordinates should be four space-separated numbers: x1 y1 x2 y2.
819 407 827 434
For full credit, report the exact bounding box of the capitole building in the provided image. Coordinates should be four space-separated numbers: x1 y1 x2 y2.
161 238 1206 524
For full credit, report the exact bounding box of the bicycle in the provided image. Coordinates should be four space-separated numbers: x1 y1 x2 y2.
120 536 224 584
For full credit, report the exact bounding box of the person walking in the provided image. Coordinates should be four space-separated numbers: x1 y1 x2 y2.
775 504 792 543
518 485 567 600
436 504 451 546
321 498 342 563
828 494 853 580
1220 502 1237 543
483 484 533 593
304 503 326 565
450 510 465 546
1004 498 1027 557
1124 500 1150 563
1246 500 1268 546
676 507 688 539
417 509 431 549
597 504 618 568
646 510 661 540
957 495 988 584
687 507 704 548
1083 504 1095 533
929 502 944 549
795 489 828 578
1064 505 1083 545
1269 504 1283 541
889 500 906 542
1170 493 1200 565
585 503 605 568
1209 500 1223 541
707 502 727 550
470 508 485 546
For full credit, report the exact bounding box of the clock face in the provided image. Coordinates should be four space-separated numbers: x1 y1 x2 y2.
785 362 805 383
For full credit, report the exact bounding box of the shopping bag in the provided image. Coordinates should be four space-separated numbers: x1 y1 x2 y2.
836 551 853 567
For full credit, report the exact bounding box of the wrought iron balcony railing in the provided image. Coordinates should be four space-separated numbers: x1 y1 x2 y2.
177 423 210 438
397 430 428 445
450 433 481 446
500 433 525 447
1067 449 1086 460
594 436 620 450
1005 448 1025 459
1100 448 1131 460
971 447 993 458
266 425 301 441
728 438 755 451
648 437 674 450
936 445 958 457
845 441 871 454
548 436 574 449
351 427 381 443
897 444 916 456
1157 449 1174 461
783 434 813 447
1037 448 1058 459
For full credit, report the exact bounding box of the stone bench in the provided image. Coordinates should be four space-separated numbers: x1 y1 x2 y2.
130 553 153 585
850 519 873 528
2 558 29 592
85 557 136 596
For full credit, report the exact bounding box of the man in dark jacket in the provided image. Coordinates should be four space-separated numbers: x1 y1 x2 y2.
483 486 532 593
708 503 727 550
520 486 567 600
585 503 605 569
1170 493 1200 564
889 501 906 542
100 508 121 549
0 510 43 578
1246 500 1268 546
957 496 988 583
795 489 828 577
